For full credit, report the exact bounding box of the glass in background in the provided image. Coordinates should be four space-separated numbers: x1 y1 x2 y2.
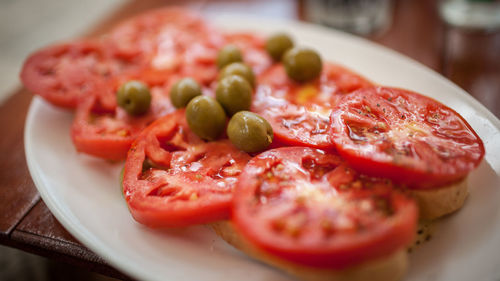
439 0 500 117
439 0 500 30
303 0 394 36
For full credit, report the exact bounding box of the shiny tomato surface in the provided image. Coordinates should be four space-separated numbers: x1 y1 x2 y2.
20 40 141 110
233 147 417 269
330 87 485 189
222 32 272 76
70 77 178 161
109 7 224 85
123 111 250 227
253 63 372 149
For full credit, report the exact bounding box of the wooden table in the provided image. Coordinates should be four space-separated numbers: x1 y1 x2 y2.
1 0 498 280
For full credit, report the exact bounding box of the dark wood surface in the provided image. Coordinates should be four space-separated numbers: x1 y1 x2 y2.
0 89 40 237
0 0 498 280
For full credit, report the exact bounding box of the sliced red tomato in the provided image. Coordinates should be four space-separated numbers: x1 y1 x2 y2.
233 147 417 269
109 8 217 59
70 77 177 161
330 87 485 189
123 111 251 227
21 8 219 110
20 40 143 110
109 7 224 86
180 41 219 85
179 31 272 88
253 63 372 149
222 32 272 76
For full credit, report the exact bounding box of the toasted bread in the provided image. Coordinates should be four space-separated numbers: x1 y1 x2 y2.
211 221 408 281
409 178 468 220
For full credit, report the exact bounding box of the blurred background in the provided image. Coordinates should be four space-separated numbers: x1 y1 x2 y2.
0 0 123 104
0 0 499 280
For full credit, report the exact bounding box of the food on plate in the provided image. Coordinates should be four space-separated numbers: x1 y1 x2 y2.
20 6 487 281
71 78 175 161
410 179 468 220
222 32 272 76
253 63 373 149
213 220 407 281
186 95 227 141
218 62 256 88
116 80 152 116
19 40 141 110
330 86 485 219
216 44 243 69
216 75 253 115
283 47 323 82
169 77 202 108
218 147 417 281
108 7 214 60
20 8 221 111
122 111 250 227
227 111 273 153
108 7 223 85
266 33 294 62
21 7 275 161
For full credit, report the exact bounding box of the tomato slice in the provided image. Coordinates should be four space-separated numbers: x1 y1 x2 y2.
222 32 272 76
20 40 142 110
123 111 251 227
70 78 177 161
253 63 372 149
109 8 216 59
109 7 224 86
233 147 417 269
181 32 272 87
330 87 485 189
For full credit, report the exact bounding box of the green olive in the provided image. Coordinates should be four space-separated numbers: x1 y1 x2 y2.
283 47 322 83
219 62 255 88
227 111 273 153
216 75 252 116
266 33 294 61
170 78 202 108
186 96 227 141
217 44 243 69
117 80 151 116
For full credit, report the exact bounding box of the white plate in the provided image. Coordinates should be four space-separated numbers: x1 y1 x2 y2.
25 16 500 281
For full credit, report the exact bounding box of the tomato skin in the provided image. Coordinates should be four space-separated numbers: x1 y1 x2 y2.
330 87 485 189
70 78 176 161
253 63 372 149
20 40 146 111
255 63 373 108
20 8 221 111
123 111 251 227
109 8 215 59
20 41 101 109
109 7 225 86
222 32 272 75
125 142 234 227
233 147 417 269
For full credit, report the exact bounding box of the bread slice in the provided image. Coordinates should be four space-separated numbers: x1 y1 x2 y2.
211 221 408 281
409 178 468 220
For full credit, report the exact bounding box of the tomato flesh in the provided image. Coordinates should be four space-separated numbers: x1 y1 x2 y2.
233 147 417 269
222 32 272 76
20 40 141 110
253 63 372 149
109 8 224 86
330 87 485 189
70 78 177 161
123 111 251 227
